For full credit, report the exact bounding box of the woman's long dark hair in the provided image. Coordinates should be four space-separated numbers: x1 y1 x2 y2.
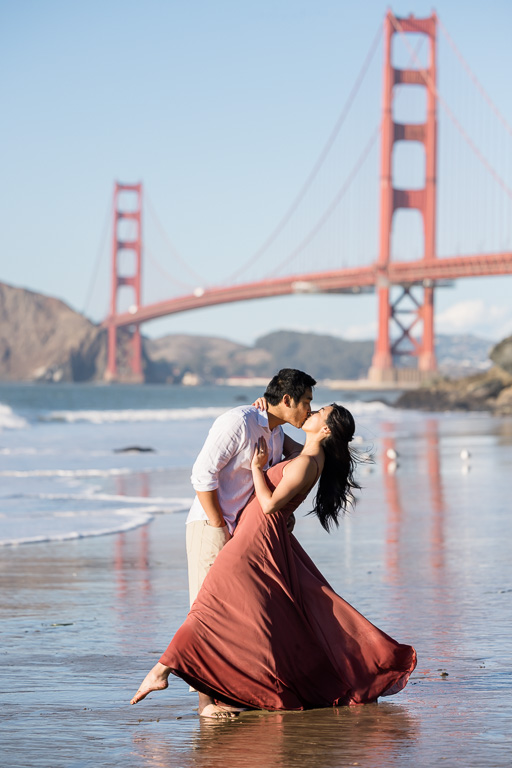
312 404 360 532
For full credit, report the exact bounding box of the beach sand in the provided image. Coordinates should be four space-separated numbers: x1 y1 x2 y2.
2 420 512 768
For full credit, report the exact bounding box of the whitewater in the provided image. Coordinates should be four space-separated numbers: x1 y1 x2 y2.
0 381 405 547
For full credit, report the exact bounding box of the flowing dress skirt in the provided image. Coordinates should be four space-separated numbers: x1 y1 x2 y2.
160 461 417 710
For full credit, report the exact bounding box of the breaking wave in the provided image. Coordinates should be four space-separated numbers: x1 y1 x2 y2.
0 403 28 431
40 406 229 424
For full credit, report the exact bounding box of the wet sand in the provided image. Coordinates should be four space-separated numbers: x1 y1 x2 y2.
2 414 512 767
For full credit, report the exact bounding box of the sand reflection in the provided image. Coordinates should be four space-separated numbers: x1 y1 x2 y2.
131 703 419 768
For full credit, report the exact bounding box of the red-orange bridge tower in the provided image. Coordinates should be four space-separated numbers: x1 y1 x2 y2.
104 12 512 383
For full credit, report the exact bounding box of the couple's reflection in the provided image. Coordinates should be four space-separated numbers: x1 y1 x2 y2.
131 702 418 768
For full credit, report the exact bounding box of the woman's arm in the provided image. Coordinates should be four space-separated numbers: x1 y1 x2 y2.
251 437 317 515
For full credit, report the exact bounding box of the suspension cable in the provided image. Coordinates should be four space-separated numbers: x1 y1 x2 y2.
390 13 512 201
268 33 426 277
438 16 512 140
82 199 111 317
145 194 206 286
268 124 381 277
225 18 383 284
145 247 195 292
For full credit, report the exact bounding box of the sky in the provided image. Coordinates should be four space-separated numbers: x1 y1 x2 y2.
1 0 511 348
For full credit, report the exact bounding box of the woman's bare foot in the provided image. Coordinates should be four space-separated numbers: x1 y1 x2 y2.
130 662 170 705
200 703 239 719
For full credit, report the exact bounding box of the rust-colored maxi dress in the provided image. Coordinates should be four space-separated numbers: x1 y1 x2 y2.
160 460 417 710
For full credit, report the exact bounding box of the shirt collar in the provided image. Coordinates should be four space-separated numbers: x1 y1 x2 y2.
257 409 270 429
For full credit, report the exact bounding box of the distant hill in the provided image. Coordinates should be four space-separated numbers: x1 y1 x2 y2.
144 330 492 383
144 334 254 383
252 331 374 380
0 281 498 383
435 334 493 376
145 330 374 382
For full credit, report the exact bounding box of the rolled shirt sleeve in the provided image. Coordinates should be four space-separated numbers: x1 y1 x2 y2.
191 411 248 492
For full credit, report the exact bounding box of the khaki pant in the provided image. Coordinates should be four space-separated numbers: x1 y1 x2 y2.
185 520 230 694
186 520 230 607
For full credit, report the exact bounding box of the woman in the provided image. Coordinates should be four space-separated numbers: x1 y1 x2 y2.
131 405 416 717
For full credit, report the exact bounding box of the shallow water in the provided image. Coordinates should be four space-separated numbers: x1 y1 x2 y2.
0 382 395 546
1 391 512 766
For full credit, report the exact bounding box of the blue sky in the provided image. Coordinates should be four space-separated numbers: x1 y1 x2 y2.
1 0 511 346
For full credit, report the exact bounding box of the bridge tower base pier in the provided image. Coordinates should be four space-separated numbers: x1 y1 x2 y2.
105 182 144 383
369 11 438 383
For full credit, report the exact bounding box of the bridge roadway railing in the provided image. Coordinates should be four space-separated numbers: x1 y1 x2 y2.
104 251 512 329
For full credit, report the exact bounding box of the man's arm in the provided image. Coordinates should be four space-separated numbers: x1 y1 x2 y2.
191 410 247 528
195 489 230 531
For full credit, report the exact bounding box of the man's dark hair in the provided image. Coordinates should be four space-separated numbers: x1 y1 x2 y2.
264 368 316 406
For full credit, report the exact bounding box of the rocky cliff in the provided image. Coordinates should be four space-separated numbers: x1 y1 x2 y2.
0 282 144 382
0 282 103 381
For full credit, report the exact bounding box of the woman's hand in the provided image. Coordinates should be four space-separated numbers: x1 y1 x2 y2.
252 397 268 411
251 436 268 470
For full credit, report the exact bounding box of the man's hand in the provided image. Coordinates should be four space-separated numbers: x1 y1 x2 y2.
196 490 227 529
286 513 296 535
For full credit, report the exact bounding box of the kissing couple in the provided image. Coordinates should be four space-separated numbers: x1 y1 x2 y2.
131 369 416 717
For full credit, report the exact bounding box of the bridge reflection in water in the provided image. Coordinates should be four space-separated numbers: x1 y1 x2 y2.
107 413 512 767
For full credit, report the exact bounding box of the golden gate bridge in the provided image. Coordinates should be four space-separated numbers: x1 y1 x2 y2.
101 11 512 383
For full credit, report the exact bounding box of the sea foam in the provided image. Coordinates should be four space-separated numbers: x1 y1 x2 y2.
0 509 154 547
41 406 229 425
0 403 28 431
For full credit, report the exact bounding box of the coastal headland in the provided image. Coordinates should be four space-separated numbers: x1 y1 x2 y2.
0 281 495 395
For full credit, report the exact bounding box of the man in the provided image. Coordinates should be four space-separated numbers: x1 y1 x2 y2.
185 368 315 717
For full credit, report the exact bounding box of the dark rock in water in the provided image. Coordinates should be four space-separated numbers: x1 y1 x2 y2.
490 335 512 375
113 446 156 453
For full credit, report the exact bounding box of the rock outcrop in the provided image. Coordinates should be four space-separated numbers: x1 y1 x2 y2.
395 365 512 414
0 282 141 382
0 282 102 381
489 335 512 375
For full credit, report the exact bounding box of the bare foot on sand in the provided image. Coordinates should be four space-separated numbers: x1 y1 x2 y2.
200 703 240 719
130 662 170 705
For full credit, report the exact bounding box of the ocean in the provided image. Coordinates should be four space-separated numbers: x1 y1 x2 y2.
2 381 512 766
0 381 402 547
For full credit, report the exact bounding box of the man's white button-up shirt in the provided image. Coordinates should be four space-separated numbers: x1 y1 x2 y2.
187 406 285 533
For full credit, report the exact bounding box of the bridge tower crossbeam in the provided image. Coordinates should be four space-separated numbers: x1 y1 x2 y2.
369 12 438 383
